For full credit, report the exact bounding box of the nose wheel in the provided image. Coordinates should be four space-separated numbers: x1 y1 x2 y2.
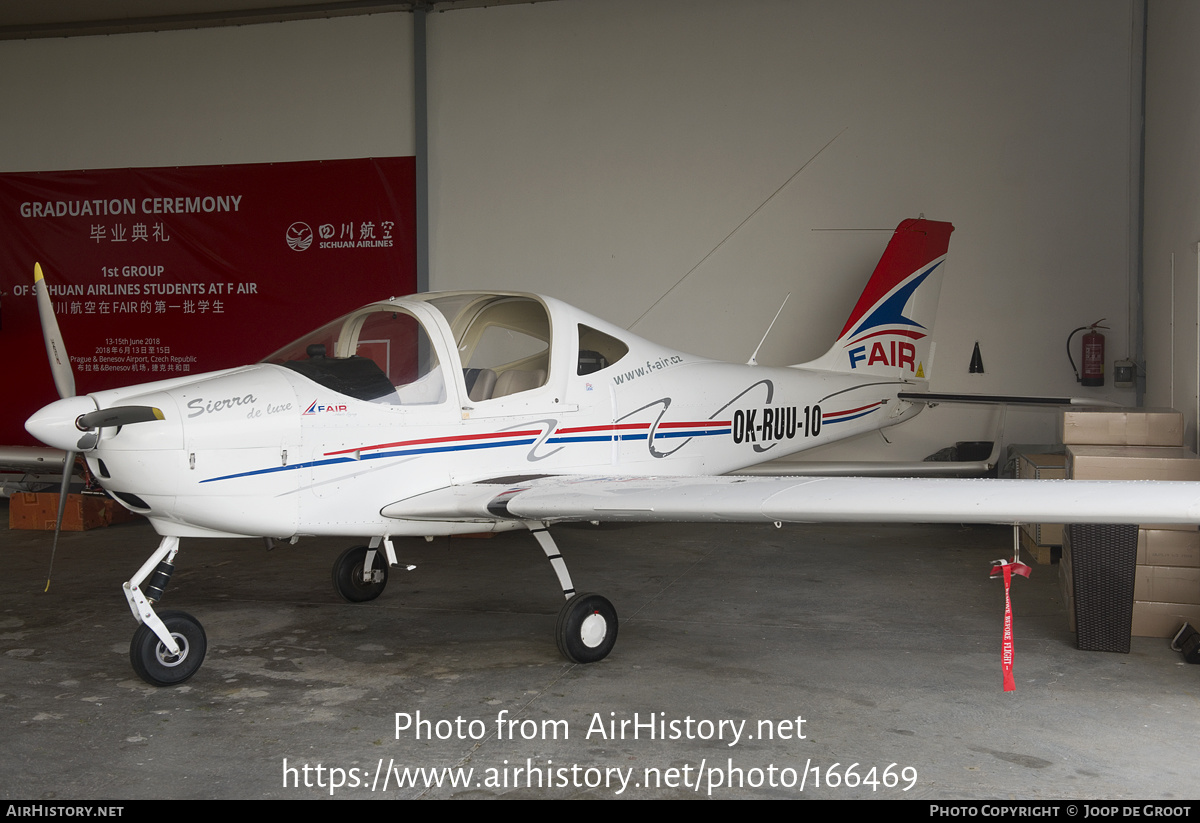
129 610 207 687
555 593 618 664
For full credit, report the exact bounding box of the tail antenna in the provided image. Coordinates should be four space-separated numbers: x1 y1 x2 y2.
748 293 791 365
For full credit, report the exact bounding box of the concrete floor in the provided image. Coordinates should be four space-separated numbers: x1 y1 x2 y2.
1 502 1197 800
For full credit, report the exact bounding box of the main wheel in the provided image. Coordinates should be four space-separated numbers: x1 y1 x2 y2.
129 610 207 687
332 545 389 603
555 593 618 664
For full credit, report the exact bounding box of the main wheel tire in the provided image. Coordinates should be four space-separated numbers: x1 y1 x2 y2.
555 593 618 664
332 545 389 603
129 610 207 687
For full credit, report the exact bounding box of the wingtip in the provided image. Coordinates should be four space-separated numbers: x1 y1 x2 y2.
34 262 43 283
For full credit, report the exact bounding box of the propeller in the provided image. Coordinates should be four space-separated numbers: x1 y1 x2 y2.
77 406 166 430
28 263 164 591
33 263 75 399
31 263 80 592
74 405 165 449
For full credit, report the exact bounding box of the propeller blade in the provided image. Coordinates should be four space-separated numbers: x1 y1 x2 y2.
32 263 76 400
76 406 165 431
31 263 84 593
45 450 76 593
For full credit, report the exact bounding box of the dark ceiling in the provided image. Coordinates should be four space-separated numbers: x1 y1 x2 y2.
0 0 552 40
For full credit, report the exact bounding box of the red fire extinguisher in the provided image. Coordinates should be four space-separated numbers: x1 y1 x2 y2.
1067 319 1107 387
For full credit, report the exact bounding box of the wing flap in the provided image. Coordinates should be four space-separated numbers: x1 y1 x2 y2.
384 475 1200 527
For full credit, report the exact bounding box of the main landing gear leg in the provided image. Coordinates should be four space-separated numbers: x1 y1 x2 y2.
123 536 207 686
526 522 618 664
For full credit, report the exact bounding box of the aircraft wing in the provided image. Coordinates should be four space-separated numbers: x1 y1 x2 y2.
382 475 1200 527
0 445 68 473
0 445 69 495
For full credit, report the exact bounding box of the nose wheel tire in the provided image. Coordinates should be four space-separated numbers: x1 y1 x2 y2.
332 545 389 603
555 593 617 664
129 610 207 687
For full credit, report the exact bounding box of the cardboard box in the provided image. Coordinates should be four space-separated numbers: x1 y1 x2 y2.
1137 529 1200 567
1017 453 1068 479
1131 601 1200 638
1019 525 1058 565
1060 407 1184 447
1133 566 1200 604
1016 453 1066 546
8 492 138 531
1021 523 1063 547
1067 446 1200 530
1067 445 1200 481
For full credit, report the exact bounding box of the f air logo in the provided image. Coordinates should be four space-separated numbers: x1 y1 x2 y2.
847 339 922 375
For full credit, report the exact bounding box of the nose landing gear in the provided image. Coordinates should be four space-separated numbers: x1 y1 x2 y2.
129 609 207 687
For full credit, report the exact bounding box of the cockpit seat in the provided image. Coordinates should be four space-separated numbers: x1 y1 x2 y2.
463 368 497 402
493 369 546 398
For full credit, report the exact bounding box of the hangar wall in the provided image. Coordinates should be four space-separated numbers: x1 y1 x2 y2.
1144 0 1200 451
0 14 415 170
426 0 1144 461
1 1 1147 462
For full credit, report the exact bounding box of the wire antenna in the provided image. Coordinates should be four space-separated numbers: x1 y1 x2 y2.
628 127 847 331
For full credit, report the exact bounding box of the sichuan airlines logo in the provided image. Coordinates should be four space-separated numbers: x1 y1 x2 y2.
284 219 398 250
286 222 313 251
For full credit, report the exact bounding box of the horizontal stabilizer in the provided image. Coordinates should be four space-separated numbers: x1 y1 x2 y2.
730 455 998 478
899 392 1120 407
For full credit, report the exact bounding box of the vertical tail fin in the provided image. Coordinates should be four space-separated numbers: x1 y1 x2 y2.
799 218 954 380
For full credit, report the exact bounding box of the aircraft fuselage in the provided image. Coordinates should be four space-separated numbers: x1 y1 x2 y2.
36 292 923 540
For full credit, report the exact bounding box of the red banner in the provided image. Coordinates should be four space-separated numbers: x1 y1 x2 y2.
0 158 416 447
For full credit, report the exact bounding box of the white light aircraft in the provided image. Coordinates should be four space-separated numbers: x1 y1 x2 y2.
24 219 1200 686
